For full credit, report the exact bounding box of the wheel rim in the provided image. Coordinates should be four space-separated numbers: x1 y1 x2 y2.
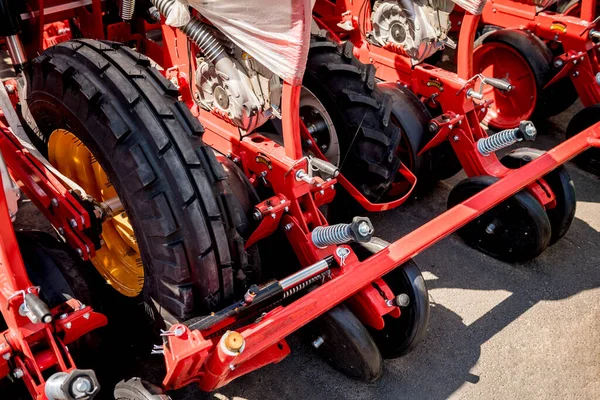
469 200 542 258
473 42 538 130
48 129 143 297
299 87 341 167
368 260 429 358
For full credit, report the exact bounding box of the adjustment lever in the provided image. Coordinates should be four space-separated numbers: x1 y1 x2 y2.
309 157 339 179
482 77 514 91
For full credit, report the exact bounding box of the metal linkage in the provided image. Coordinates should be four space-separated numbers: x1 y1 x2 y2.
311 217 374 248
477 121 537 156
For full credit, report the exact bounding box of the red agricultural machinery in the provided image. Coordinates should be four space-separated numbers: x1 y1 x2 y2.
470 0 600 173
0 0 598 399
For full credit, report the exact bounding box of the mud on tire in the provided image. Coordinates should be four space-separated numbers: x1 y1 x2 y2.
26 39 258 324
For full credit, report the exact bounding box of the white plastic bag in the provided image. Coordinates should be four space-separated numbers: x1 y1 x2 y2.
165 0 191 27
175 0 313 84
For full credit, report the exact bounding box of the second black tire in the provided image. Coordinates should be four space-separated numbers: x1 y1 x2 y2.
304 36 402 201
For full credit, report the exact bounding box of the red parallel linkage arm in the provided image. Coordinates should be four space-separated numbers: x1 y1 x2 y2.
162 122 600 391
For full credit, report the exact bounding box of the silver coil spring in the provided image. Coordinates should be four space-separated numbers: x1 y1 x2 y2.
312 224 353 248
283 272 329 299
120 0 136 20
151 0 225 62
477 128 519 156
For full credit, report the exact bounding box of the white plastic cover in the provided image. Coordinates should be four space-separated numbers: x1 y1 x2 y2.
166 0 314 85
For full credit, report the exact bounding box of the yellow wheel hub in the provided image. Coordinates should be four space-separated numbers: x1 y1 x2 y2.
48 129 143 297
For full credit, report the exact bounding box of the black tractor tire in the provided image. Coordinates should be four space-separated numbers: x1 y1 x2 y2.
25 39 257 324
305 35 402 201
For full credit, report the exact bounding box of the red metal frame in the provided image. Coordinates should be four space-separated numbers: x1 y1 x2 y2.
477 0 600 107
312 3 557 207
0 120 106 399
2 1 599 397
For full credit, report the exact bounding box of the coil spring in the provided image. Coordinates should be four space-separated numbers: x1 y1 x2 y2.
477 128 519 156
283 272 330 299
120 0 136 20
312 224 353 248
151 0 225 62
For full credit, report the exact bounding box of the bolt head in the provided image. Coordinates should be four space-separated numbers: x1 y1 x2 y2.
312 336 325 349
12 368 23 379
596 72 600 85
174 326 185 337
284 223 294 231
428 122 439 133
270 213 276 219
73 377 92 394
70 219 77 228
2 353 10 360
65 322 72 329
60 313 68 320
553 59 564 68
83 313 90 319
357 222 371 236
253 210 262 221
452 135 459 141
395 293 411 307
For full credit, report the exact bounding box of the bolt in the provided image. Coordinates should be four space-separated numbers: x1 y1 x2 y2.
253 210 262 221
58 227 65 235
284 206 289 212
12 368 23 379
2 353 10 360
83 313 90 319
232 157 240 163
65 322 72 329
76 248 83 257
229 364 236 371
554 59 564 68
270 213 276 219
51 198 59 207
596 72 600 85
485 223 496 234
452 135 459 141
312 336 325 349
525 124 536 137
395 293 410 307
73 377 92 394
284 223 294 231
60 313 68 320
573 71 580 77
357 222 371 237
319 190 325 195
70 219 77 228
573 60 578 65
173 326 185 337
304 139 313 148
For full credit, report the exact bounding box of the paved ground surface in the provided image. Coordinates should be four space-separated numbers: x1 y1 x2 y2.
13 99 600 399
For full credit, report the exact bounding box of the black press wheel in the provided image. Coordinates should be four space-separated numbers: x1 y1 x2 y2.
566 104 600 176
447 176 552 262
367 259 430 359
501 148 576 244
308 304 383 382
